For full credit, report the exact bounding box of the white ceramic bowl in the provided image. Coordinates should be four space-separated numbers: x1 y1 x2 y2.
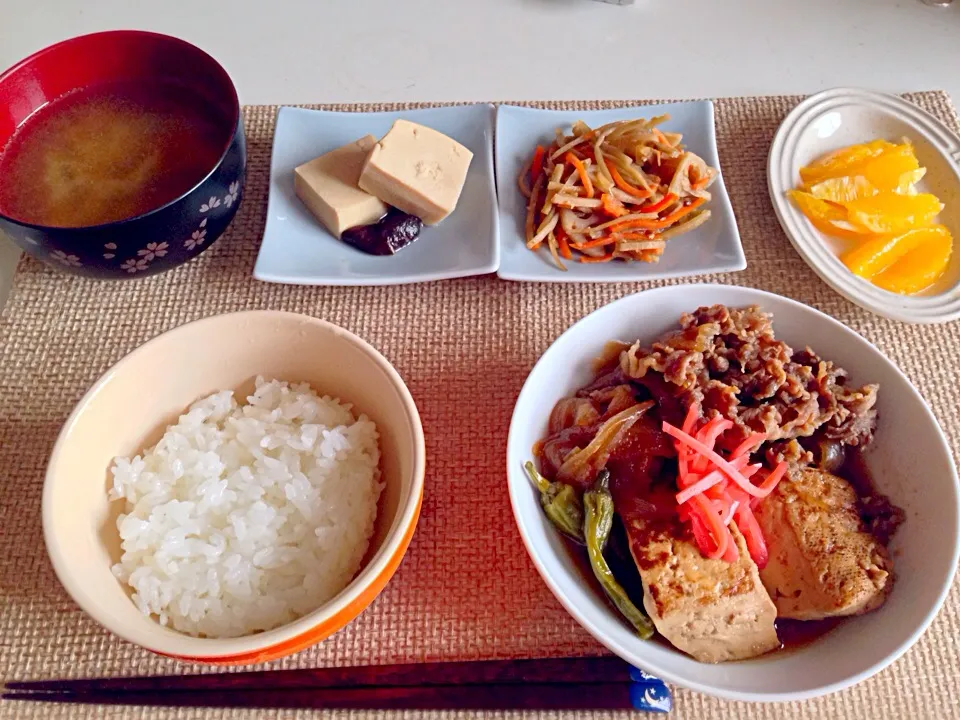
506 284 959 701
768 87 960 323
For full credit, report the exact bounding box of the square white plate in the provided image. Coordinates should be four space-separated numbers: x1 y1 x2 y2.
255 104 499 285
495 102 746 282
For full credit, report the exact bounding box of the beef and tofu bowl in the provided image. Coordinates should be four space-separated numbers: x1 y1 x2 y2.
507 284 959 701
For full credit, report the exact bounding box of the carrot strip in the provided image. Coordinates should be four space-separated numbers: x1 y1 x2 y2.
640 193 677 214
662 422 768 498
530 145 546 182
566 152 594 198
612 196 706 233
608 217 661 232
691 175 711 190
556 229 572 260
605 160 652 199
579 252 615 263
617 231 660 241
601 192 628 218
658 197 706 226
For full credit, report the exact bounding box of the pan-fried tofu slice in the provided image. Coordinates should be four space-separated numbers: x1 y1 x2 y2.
757 468 892 621
626 519 779 663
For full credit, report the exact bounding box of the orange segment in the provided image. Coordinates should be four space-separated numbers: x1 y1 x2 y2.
787 189 846 222
841 226 946 279
795 138 949 297
808 175 877 203
872 226 954 295
799 140 895 185
896 168 926 195
845 192 943 234
787 190 879 241
858 144 921 190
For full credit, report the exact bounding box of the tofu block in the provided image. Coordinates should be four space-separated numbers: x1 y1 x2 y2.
626 517 780 663
294 135 388 238
757 468 892 621
358 120 473 225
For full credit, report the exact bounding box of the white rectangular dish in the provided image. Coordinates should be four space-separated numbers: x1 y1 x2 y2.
495 102 746 283
255 104 499 286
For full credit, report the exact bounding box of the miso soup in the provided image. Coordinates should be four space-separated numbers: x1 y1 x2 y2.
0 79 229 228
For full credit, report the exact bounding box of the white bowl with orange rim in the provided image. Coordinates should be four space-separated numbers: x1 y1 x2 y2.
43 310 424 664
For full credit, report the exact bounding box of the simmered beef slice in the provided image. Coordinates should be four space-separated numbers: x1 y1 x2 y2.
756 468 892 621
625 517 779 663
618 304 879 458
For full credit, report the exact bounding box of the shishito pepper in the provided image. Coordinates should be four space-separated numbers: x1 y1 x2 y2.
584 470 655 639
525 461 584 543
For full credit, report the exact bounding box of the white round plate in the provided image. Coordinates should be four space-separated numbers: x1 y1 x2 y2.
768 87 960 324
507 284 960 701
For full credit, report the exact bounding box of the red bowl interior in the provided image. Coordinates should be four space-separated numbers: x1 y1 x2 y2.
0 30 239 150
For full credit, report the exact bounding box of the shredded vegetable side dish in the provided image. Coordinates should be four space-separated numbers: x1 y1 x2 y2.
517 115 718 270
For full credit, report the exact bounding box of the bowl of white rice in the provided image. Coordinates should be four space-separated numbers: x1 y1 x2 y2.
42 310 424 664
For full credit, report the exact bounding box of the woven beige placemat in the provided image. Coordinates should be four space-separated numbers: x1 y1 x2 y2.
1 93 959 719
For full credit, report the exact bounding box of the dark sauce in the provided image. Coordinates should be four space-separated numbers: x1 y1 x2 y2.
606 515 648 605
556 516 649 620
809 438 906 545
776 617 844 652
838 447 905 545
837 446 874 497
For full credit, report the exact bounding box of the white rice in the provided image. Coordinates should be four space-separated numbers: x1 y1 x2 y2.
109 377 382 639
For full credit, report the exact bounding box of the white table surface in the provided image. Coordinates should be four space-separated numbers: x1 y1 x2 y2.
1 0 959 308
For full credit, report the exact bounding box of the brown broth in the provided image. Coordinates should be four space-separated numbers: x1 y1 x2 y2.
0 80 228 227
776 617 845 652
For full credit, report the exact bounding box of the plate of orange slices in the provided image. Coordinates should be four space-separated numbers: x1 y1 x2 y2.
768 87 960 323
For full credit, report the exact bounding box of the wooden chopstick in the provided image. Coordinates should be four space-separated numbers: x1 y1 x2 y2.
2 657 673 713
